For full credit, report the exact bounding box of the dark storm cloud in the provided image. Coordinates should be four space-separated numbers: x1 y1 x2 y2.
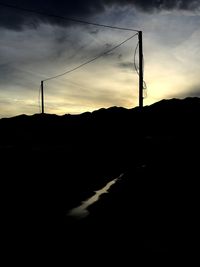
113 0 200 11
0 0 105 29
0 0 199 29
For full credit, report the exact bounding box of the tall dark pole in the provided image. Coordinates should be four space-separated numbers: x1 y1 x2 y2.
138 31 143 108
41 80 44 114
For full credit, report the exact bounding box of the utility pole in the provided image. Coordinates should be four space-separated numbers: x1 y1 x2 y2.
138 31 143 108
41 80 44 114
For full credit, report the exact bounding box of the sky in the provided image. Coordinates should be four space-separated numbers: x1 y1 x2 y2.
0 0 200 117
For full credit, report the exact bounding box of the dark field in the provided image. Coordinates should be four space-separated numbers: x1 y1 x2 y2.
1 97 200 257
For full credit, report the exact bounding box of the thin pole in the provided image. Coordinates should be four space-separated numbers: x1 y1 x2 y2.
41 80 44 114
138 31 143 108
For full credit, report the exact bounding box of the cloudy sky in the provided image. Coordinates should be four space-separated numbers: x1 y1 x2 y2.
0 0 200 117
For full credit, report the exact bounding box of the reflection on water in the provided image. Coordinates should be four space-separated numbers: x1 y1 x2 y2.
67 173 124 219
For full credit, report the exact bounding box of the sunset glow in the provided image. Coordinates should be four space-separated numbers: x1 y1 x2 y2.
0 1 199 117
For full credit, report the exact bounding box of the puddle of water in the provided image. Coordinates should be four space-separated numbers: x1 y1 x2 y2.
67 173 124 219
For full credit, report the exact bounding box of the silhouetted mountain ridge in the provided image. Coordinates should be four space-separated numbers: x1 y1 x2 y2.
1 97 200 253
0 97 199 145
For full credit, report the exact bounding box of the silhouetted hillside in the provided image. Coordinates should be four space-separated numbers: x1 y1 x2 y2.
1 97 200 254
1 97 199 143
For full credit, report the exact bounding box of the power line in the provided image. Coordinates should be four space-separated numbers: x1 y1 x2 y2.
134 41 139 75
133 39 147 97
143 56 148 98
43 33 138 82
0 2 139 32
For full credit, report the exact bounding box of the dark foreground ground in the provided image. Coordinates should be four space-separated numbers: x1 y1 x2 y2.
1 97 200 259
